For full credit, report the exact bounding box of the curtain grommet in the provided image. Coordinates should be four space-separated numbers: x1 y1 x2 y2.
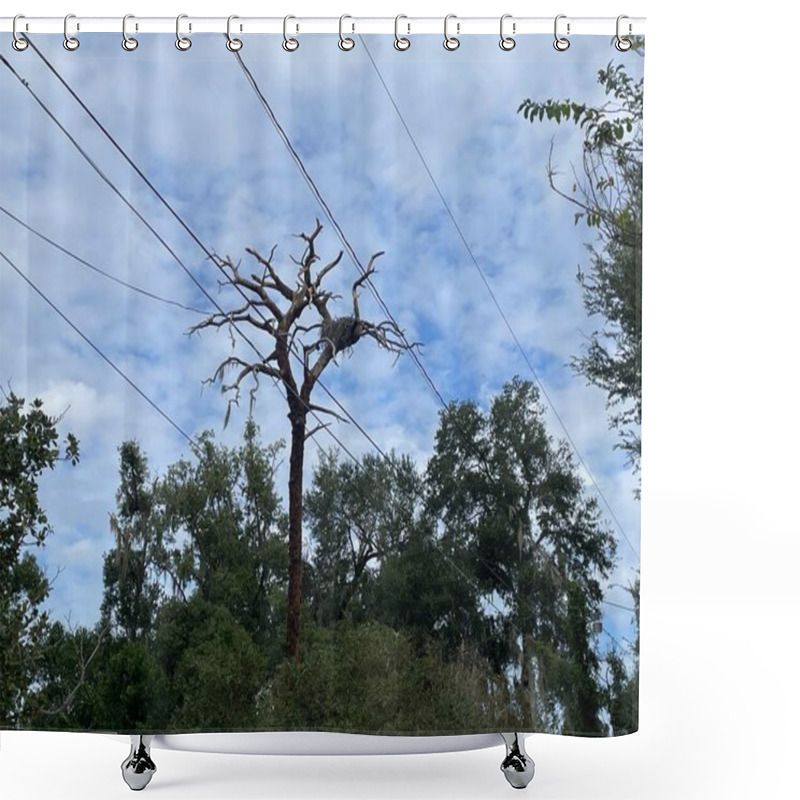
122 14 138 51
499 14 516 51
554 14 570 51
226 15 243 52
63 13 79 51
175 14 192 51
12 14 29 51
283 15 299 52
443 14 460 51
339 14 355 51
394 15 410 50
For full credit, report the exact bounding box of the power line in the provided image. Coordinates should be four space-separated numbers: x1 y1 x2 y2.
1 46 355 466
233 49 447 409
0 205 209 316
7 42 508 622
1 249 196 447
603 599 636 613
359 35 640 564
15 39 397 466
11 41 625 626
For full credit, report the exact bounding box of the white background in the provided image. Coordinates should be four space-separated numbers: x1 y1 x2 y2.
2 1 798 799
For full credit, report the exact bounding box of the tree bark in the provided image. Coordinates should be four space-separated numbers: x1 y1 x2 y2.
286 408 306 662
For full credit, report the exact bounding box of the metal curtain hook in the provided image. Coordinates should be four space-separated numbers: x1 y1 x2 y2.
500 13 515 50
122 14 138 51
63 13 79 50
227 15 243 51
283 15 299 51
615 14 632 51
176 13 192 50
554 14 570 51
339 14 355 50
443 14 460 51
394 14 410 50
12 14 28 51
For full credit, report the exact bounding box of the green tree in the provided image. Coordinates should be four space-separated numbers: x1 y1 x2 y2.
305 449 421 625
603 575 639 735
519 40 644 476
157 420 287 651
0 391 79 727
305 448 487 660
101 441 162 642
426 377 616 733
17 621 107 729
263 619 516 734
155 596 265 730
191 222 416 662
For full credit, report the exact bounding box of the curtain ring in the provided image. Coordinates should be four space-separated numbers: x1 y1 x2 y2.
176 14 192 50
12 14 28 51
283 15 299 51
443 14 460 51
227 15 243 51
339 14 355 51
63 13 79 51
394 14 410 50
499 14 515 50
553 14 570 51
615 15 632 51
122 14 138 51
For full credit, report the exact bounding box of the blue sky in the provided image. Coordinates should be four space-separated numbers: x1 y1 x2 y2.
0 33 643 654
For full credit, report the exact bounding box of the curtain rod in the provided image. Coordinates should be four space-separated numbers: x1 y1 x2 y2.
1 16 645 36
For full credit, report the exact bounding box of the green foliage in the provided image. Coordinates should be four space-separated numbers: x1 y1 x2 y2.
262 619 516 734
603 575 639 735
98 638 168 732
0 391 79 727
19 622 112 730
157 420 287 647
305 449 423 625
3 384 632 735
427 377 616 732
155 596 265 730
519 42 644 476
101 441 162 642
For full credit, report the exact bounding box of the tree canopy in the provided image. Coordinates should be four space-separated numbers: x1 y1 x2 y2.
519 40 644 477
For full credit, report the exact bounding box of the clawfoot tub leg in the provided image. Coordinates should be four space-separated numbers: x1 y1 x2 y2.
121 735 157 791
500 733 535 789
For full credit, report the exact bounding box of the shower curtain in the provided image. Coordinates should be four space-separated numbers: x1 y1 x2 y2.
0 27 643 739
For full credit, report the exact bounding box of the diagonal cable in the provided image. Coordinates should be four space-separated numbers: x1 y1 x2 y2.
1 249 196 446
359 34 639 562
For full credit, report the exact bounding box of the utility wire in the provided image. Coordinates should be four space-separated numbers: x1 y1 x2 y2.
16 38 400 465
359 35 640 563
233 49 447 409
0 49 362 470
1 249 196 446
602 599 636 613
0 205 209 316
6 43 506 621
11 42 623 625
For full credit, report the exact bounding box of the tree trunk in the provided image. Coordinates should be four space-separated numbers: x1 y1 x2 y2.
520 631 534 727
286 411 306 662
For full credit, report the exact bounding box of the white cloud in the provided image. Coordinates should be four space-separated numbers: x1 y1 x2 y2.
1 32 642 634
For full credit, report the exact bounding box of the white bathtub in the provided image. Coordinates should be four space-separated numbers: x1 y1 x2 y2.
116 731 535 790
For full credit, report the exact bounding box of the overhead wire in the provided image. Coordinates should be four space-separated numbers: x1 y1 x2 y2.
8 38 630 628
0 46 357 467
0 205 209 316
0 249 196 447
358 34 640 563
5 40 506 621
231 42 636 613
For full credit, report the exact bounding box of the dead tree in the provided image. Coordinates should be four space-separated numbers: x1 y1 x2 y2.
190 220 416 662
